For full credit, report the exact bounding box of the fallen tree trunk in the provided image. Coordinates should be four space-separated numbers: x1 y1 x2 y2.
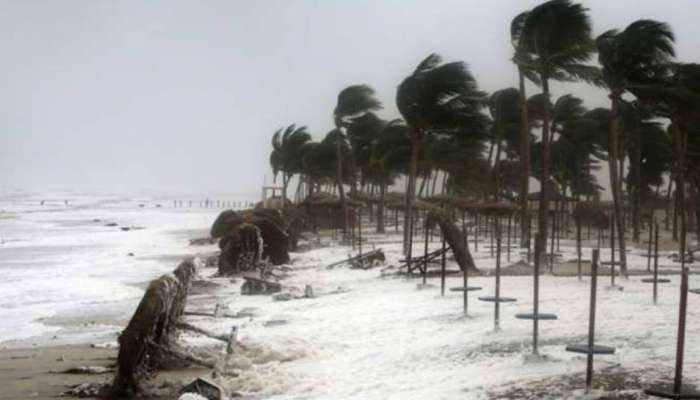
112 259 197 396
425 210 479 272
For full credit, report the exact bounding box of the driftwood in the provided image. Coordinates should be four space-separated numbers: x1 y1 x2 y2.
425 210 479 272
112 259 196 396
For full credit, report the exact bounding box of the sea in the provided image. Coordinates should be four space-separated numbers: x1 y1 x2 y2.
0 190 254 348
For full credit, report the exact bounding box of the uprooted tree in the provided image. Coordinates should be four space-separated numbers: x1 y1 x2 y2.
211 208 290 275
425 210 479 272
112 259 196 396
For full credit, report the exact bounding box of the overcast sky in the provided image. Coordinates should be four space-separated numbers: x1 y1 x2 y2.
2 0 699 196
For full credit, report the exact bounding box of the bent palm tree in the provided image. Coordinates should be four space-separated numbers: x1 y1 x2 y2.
519 0 597 267
333 85 382 236
597 19 675 276
511 10 541 246
396 53 487 253
270 124 312 204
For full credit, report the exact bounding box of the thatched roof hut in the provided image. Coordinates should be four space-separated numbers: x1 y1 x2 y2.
211 208 290 270
302 192 362 209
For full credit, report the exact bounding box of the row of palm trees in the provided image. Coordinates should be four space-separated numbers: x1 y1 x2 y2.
270 0 700 274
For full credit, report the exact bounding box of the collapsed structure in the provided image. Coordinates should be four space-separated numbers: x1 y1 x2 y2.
211 208 291 275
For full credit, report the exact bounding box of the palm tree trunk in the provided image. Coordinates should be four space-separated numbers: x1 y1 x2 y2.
442 171 449 194
631 115 642 242
536 76 551 268
404 134 420 254
493 136 503 201
377 181 386 233
418 172 429 197
518 68 531 247
672 118 688 265
282 173 289 208
431 169 439 196
609 96 628 277
336 130 350 235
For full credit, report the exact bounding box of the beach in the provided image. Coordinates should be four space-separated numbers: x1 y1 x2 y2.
2 192 700 399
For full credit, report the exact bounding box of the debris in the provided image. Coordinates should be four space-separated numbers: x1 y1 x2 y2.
272 292 294 301
56 366 113 374
180 378 225 400
112 259 196 396
304 284 315 298
326 249 385 269
190 237 216 246
241 276 282 295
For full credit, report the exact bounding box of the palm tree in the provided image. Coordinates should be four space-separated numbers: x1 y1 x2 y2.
519 0 597 265
511 10 541 246
597 19 675 276
270 124 312 204
396 53 487 253
633 63 700 263
333 85 382 236
371 119 411 233
488 88 521 200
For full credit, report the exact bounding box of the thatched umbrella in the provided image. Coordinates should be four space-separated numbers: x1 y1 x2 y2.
211 208 290 275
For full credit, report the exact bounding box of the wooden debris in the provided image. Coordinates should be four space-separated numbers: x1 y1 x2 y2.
241 276 282 295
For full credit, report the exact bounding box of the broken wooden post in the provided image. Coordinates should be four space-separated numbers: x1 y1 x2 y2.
565 249 615 394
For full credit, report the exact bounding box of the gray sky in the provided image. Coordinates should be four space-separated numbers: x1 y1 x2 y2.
2 0 699 195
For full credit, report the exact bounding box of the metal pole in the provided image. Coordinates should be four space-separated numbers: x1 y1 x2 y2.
507 214 512 263
654 221 659 305
577 209 582 281
533 232 541 354
647 218 654 272
441 234 446 296
490 216 494 257
610 213 616 287
475 213 480 253
585 249 600 394
423 223 429 285
550 211 556 272
673 266 689 394
495 223 502 331
463 213 469 315
358 207 363 267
